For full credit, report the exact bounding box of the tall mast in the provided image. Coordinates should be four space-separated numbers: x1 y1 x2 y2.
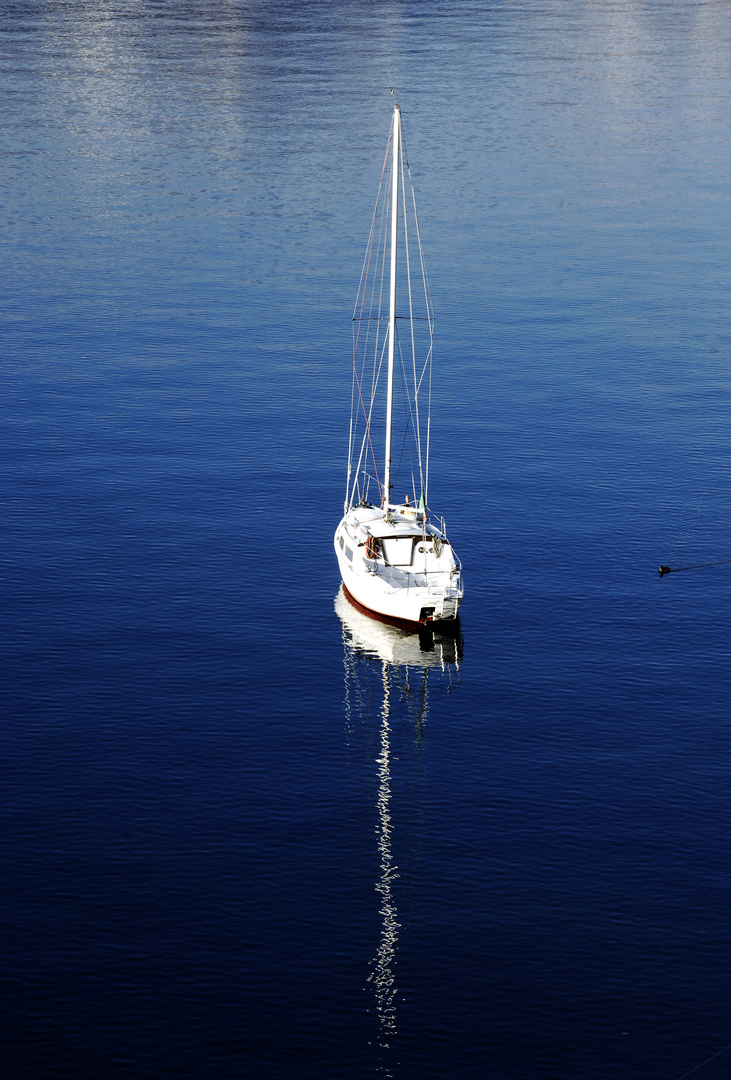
383 103 400 514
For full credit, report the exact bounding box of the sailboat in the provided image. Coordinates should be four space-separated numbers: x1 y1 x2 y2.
334 103 464 628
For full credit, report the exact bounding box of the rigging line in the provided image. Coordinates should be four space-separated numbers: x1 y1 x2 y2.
396 331 423 476
351 361 382 505
413 343 433 399
356 145 391 505
350 131 392 507
352 133 391 327
676 1042 731 1080
405 153 434 501
356 162 390 445
347 323 360 506
406 156 435 332
367 177 390 412
399 129 424 498
358 334 388 503
406 320 433 502
393 336 419 497
352 132 390 387
351 191 389 497
353 146 388 375
425 365 432 506
346 389 355 508
350 333 389 509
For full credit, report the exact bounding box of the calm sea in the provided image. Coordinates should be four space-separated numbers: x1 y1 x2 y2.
3 2 731 1077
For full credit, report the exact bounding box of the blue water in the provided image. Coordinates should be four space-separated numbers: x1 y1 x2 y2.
3 2 731 1077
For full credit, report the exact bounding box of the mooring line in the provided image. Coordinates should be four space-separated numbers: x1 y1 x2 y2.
676 1041 731 1080
659 559 731 577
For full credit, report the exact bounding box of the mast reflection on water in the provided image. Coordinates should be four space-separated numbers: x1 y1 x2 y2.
335 587 462 1069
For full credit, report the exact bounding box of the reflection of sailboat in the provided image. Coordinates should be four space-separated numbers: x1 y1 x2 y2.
368 660 399 1055
336 587 461 1068
335 586 462 669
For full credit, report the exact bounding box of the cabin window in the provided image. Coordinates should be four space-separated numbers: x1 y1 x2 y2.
344 545 353 562
339 535 344 550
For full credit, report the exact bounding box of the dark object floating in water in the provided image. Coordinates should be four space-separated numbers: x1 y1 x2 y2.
659 558 731 577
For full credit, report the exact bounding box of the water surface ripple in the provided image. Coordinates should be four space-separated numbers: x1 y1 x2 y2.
2 2 731 1077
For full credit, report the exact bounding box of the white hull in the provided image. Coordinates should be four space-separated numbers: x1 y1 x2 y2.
334 505 463 627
